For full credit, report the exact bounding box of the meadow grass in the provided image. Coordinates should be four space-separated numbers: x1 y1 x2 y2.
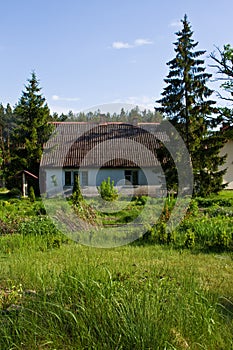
0 192 233 349
0 235 233 349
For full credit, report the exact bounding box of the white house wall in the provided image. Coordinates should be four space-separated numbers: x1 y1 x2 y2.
95 169 125 186
43 167 164 197
220 140 233 190
45 168 63 196
63 168 162 187
139 168 162 186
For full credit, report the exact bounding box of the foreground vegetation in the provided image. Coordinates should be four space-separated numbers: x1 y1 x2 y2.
0 191 233 349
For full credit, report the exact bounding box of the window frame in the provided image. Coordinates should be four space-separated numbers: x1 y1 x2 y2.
124 169 138 186
64 171 72 186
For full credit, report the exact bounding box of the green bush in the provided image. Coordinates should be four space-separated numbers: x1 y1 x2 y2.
156 222 175 245
0 218 16 235
195 197 232 208
98 177 118 201
28 186 36 202
177 216 233 251
0 187 8 193
206 206 233 218
18 217 59 236
17 217 68 250
184 229 195 249
187 200 199 217
133 195 148 206
34 201 47 215
9 187 22 198
208 230 231 251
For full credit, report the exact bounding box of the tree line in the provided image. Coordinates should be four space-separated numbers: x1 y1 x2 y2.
0 14 233 196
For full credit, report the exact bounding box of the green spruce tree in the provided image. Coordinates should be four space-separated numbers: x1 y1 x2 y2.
0 103 14 185
7 72 53 191
156 15 226 196
72 175 83 205
3 104 14 164
0 103 5 162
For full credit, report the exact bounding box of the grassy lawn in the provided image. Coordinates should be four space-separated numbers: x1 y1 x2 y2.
0 192 233 349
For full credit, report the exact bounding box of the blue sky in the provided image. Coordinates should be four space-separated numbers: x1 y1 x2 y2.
1 0 233 114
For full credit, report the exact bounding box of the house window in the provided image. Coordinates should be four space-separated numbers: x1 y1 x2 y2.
124 170 138 185
125 170 132 184
65 171 72 186
51 175 58 187
74 171 88 186
81 171 88 186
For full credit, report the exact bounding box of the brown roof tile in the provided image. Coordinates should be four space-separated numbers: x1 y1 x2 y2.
41 122 168 168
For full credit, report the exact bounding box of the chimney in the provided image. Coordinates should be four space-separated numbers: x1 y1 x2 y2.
132 117 138 126
99 113 106 123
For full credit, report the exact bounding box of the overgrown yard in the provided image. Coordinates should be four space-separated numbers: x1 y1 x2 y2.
0 191 233 349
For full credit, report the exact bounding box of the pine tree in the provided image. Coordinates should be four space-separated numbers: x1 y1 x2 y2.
3 104 14 163
7 72 53 190
0 104 14 185
72 175 83 205
156 15 226 196
0 104 4 156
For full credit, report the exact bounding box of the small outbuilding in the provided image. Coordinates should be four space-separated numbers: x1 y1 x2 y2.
15 170 38 197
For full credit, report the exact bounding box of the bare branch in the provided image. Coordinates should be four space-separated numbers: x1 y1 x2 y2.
216 91 233 102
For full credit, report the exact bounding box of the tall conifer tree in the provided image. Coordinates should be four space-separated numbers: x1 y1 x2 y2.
7 72 53 190
156 15 226 196
0 104 14 183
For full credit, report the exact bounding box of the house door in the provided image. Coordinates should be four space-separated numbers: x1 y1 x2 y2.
124 170 138 186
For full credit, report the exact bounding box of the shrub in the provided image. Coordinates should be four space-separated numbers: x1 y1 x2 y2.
9 188 22 198
208 230 231 251
155 222 175 245
0 218 16 235
98 177 118 202
0 187 8 193
141 225 154 242
195 197 232 208
28 186 36 202
184 229 195 249
159 198 177 222
133 195 148 206
34 202 47 215
206 206 233 218
18 217 59 236
187 200 199 217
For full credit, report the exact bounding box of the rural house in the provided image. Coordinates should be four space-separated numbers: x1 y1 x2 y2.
40 121 168 197
40 121 233 196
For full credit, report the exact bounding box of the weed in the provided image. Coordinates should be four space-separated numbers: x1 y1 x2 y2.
155 222 175 245
184 229 195 249
0 283 23 311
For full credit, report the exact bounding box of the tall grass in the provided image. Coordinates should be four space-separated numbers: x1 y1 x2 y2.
0 236 233 349
0 193 233 348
